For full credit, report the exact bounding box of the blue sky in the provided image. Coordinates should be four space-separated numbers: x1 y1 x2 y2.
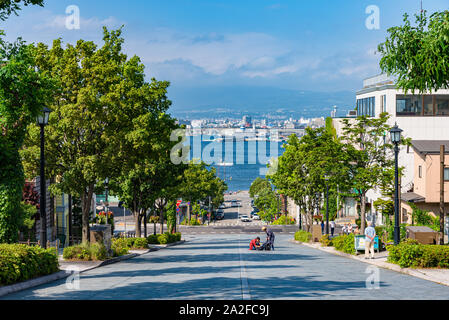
1 0 448 113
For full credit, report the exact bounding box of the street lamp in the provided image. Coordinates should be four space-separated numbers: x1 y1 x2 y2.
390 123 403 245
104 178 109 226
324 173 330 236
37 107 51 248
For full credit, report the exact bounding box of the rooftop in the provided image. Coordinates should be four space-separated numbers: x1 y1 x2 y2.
411 140 449 155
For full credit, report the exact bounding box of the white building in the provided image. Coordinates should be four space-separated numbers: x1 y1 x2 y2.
333 74 449 225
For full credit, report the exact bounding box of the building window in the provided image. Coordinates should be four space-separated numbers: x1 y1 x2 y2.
436 95 449 116
402 208 408 223
380 95 386 113
357 97 375 117
419 165 422 178
445 168 449 181
423 95 434 115
396 95 422 116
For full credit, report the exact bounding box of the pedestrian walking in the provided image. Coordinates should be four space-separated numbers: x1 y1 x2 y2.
320 220 325 234
364 221 376 259
348 223 353 234
330 220 336 237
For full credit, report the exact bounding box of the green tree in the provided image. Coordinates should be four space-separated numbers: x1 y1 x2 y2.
340 113 408 233
179 161 227 223
249 177 271 199
0 0 44 21
378 10 449 94
269 127 349 231
21 27 169 242
0 35 54 243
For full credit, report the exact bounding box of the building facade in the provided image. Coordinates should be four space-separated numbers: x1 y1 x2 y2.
332 74 449 226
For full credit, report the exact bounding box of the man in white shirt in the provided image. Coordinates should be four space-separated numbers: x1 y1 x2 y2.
364 221 376 259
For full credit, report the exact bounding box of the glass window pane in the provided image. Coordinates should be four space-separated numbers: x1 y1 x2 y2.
423 95 433 115
445 168 449 181
396 95 422 116
436 95 449 116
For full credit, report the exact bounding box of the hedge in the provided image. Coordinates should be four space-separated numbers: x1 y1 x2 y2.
332 233 356 255
62 242 108 261
387 239 449 268
0 244 59 286
147 232 181 245
294 230 312 243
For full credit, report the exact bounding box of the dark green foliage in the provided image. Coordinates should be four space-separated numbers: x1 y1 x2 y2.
0 34 54 243
0 243 59 286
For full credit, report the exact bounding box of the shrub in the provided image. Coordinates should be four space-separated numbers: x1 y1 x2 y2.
387 239 449 268
146 234 159 244
272 215 296 225
320 234 333 247
157 233 169 244
63 242 108 261
131 237 148 249
333 234 355 255
294 230 312 243
111 238 129 257
181 218 201 226
0 244 59 286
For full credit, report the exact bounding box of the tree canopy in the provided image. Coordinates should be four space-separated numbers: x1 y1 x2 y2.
378 10 449 93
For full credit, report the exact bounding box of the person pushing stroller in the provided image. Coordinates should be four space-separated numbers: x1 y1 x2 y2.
260 226 275 251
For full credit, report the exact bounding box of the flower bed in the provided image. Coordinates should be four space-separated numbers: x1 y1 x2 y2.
0 244 59 286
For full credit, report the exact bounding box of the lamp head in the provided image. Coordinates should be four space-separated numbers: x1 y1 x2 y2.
37 107 52 126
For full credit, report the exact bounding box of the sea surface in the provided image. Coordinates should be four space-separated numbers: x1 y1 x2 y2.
185 136 286 192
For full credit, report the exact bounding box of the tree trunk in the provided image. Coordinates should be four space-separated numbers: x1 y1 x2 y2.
134 209 141 238
144 210 147 238
360 192 366 234
159 203 165 234
81 186 94 243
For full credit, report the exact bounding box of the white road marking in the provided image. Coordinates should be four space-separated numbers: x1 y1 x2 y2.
238 234 251 300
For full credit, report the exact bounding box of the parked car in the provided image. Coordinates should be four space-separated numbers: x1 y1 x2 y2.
215 211 224 220
219 203 226 209
231 200 239 207
252 213 261 220
240 215 251 222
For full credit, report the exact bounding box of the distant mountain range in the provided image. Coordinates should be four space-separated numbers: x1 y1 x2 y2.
167 85 356 119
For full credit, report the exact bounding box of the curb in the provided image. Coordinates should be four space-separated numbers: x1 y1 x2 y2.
290 240 449 287
0 270 72 298
0 239 187 298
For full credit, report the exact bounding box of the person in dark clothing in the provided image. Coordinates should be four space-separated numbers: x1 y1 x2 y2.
261 226 275 251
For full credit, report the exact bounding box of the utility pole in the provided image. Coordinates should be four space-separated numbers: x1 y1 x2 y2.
440 145 445 245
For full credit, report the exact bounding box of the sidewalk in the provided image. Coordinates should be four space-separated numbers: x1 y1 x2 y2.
0 240 186 298
291 240 449 287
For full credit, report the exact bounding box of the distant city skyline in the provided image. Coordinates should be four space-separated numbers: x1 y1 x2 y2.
2 0 448 116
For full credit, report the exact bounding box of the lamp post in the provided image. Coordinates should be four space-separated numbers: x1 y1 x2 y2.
37 107 51 249
324 173 330 236
390 123 403 245
104 178 109 226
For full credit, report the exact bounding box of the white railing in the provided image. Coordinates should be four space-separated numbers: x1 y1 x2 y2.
363 74 395 88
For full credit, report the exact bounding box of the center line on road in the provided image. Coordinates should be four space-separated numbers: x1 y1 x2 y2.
238 235 251 300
